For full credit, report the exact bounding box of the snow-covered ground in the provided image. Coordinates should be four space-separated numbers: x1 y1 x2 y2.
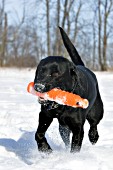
0 68 113 170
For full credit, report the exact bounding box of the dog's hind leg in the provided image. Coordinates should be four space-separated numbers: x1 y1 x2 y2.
87 91 104 144
59 124 71 147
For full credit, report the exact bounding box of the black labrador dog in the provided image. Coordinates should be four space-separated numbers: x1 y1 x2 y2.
34 27 104 153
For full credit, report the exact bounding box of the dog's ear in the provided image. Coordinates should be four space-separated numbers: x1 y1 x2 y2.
69 62 77 77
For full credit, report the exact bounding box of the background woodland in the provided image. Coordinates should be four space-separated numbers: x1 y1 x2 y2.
0 0 113 70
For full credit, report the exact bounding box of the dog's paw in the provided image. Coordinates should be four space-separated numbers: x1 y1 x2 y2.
38 142 52 153
88 128 99 144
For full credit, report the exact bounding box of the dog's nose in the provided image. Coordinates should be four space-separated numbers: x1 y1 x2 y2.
34 83 45 92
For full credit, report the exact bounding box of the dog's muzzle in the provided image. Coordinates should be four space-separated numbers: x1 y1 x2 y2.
34 83 59 110
34 83 45 92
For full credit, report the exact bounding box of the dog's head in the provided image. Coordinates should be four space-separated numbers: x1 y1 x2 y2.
34 56 77 109
34 56 77 93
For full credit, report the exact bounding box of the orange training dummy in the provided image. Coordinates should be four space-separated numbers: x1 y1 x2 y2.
27 82 89 109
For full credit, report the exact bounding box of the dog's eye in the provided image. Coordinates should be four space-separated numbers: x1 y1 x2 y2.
47 72 59 77
51 72 59 77
47 74 52 77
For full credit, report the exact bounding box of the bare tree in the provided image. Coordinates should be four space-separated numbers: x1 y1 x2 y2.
55 0 61 55
62 0 68 29
97 0 113 70
1 13 7 64
55 0 74 56
0 0 6 66
98 0 102 70
102 0 113 70
0 0 5 30
46 0 50 56
92 21 96 69
73 0 82 43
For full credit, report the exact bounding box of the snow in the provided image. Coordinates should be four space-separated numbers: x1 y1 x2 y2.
0 68 113 170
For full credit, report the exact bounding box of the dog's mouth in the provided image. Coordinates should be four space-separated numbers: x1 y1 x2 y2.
38 97 46 104
34 82 63 110
38 97 59 110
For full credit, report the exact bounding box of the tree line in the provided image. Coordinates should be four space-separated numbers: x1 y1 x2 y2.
0 0 113 70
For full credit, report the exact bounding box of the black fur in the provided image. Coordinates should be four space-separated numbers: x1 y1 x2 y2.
34 28 104 153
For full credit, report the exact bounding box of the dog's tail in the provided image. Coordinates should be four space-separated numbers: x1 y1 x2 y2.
59 27 84 66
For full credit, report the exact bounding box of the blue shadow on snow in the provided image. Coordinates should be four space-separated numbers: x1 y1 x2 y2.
0 131 37 165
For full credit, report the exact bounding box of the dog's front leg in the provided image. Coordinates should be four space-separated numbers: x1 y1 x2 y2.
71 125 84 152
35 111 53 153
